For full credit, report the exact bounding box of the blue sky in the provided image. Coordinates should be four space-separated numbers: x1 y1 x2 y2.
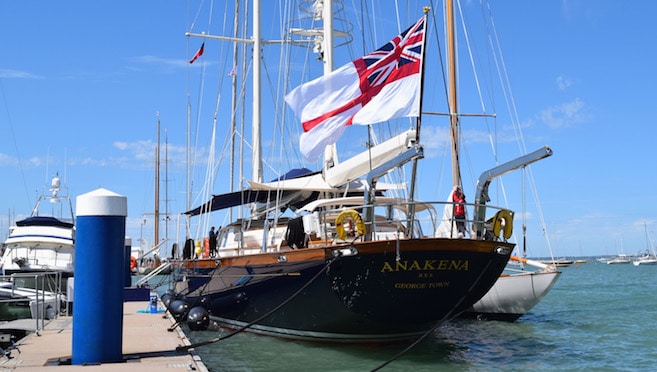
1 1 656 259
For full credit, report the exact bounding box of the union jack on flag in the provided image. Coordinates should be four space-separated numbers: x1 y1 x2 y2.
355 16 426 107
285 16 427 162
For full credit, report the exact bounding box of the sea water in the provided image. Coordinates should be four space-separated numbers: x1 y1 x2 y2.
182 262 657 371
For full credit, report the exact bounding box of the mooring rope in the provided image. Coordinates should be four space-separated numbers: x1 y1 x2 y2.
370 259 495 371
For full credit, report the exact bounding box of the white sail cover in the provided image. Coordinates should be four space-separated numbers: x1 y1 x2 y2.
247 173 404 192
323 130 417 187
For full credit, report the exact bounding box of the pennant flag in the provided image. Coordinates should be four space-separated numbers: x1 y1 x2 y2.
228 65 237 76
189 43 205 64
285 16 426 162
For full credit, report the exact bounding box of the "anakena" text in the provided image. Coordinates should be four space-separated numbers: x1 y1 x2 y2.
380 259 469 273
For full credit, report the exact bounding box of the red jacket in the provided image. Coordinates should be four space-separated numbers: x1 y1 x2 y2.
453 190 465 217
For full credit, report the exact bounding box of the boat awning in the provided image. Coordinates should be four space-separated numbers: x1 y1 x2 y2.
16 216 74 229
184 189 320 216
184 167 396 217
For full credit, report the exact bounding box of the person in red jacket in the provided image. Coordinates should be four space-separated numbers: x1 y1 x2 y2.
452 185 467 236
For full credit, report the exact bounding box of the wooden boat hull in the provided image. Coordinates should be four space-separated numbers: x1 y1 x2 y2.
173 238 513 342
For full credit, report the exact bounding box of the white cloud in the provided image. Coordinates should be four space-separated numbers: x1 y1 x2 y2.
130 55 199 69
556 75 572 90
538 98 588 129
0 153 19 166
0 69 41 79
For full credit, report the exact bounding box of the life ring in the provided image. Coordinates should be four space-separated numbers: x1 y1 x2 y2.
492 209 514 240
335 209 366 240
130 256 137 270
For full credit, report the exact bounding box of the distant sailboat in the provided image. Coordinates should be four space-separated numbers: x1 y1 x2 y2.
608 228 631 264
632 222 657 266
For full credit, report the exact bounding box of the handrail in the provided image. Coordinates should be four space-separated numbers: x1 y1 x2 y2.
135 262 172 287
2 271 64 331
304 199 512 243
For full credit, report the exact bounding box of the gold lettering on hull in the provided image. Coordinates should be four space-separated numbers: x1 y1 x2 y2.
380 259 469 273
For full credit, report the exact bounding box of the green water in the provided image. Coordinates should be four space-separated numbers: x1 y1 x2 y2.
181 261 657 371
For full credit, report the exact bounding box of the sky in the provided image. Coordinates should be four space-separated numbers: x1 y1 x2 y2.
1 0 656 259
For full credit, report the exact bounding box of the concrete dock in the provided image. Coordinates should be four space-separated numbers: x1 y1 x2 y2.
0 301 207 371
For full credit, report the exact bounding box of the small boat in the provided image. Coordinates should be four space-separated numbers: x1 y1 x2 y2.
462 256 561 321
633 255 657 266
632 223 657 266
608 228 632 264
540 258 573 267
1 174 75 278
606 254 631 265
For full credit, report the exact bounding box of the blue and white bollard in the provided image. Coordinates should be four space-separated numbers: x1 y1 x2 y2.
72 188 127 365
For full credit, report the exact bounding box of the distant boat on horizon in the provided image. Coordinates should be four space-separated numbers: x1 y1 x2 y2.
540 258 573 267
632 222 657 266
606 254 631 265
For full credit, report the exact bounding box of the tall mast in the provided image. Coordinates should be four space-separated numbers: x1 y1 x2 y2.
252 0 262 183
322 0 339 169
446 0 461 187
229 0 240 223
154 114 160 246
323 0 334 75
409 9 431 205
165 129 169 243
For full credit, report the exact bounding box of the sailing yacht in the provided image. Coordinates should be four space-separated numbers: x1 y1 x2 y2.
608 228 632 264
632 223 657 266
170 0 552 342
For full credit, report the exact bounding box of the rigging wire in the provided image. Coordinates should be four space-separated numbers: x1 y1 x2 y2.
0 78 32 211
481 0 556 260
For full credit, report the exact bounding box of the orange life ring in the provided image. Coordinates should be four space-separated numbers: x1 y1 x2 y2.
130 256 137 270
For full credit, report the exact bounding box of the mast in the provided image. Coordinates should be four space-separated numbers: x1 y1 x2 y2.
446 0 461 188
408 9 431 236
154 114 160 246
165 129 169 244
322 0 339 170
252 0 262 183
323 0 334 75
229 0 240 223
